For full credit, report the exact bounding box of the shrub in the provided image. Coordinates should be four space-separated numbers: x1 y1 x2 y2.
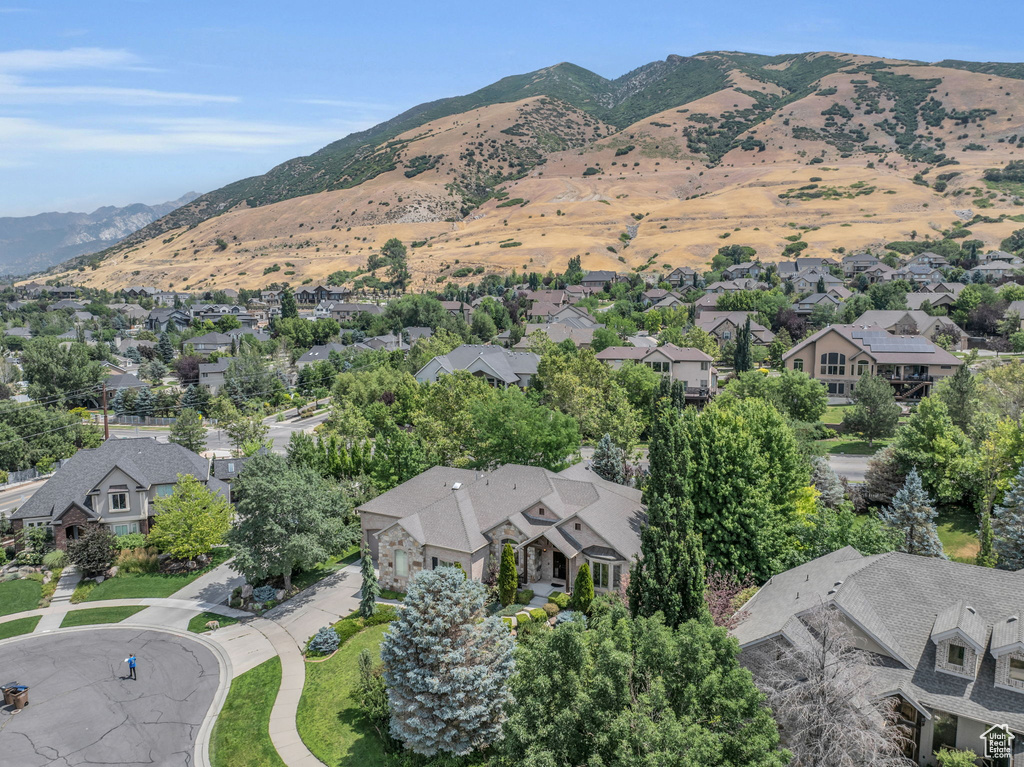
542 603 559 618
555 610 586 626
42 550 68 569
16 550 43 566
307 626 340 656
498 603 527 617
547 591 570 609
516 589 534 604
252 585 277 603
116 547 159 574
115 532 146 550
529 608 547 621
334 617 362 645
516 611 532 625
363 604 398 627
66 526 117 577
582 167 600 176
502 616 515 631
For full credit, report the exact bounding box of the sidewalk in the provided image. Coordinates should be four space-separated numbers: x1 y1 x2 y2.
50 564 81 603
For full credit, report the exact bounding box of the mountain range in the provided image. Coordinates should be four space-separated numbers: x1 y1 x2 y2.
0 193 199 276
41 52 1024 290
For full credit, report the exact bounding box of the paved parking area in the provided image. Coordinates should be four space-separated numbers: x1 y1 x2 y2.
0 628 220 767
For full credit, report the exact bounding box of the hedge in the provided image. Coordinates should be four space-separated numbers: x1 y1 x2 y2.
547 591 570 609
529 608 547 622
516 589 534 604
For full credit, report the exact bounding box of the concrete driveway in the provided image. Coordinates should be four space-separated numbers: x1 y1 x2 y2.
828 453 871 484
0 628 220 767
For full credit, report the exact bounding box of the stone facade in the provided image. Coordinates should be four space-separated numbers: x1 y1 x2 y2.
995 651 1024 692
935 637 980 680
376 525 425 592
54 506 98 551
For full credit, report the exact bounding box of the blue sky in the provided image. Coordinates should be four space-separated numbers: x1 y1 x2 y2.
1 0 1022 216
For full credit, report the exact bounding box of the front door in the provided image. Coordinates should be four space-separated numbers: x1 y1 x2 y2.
552 551 566 582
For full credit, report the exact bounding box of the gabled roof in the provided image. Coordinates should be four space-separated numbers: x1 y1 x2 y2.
418 345 539 384
735 548 1024 734
361 463 644 560
783 324 962 366
12 438 211 520
931 600 989 653
595 343 713 364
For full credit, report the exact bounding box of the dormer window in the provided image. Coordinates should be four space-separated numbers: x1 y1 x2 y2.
947 644 965 667
538 508 545 516
1010 658 1024 682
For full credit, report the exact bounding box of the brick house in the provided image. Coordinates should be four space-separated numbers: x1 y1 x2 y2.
8 438 225 550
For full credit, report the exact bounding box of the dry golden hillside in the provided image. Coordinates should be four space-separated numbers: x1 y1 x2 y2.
46 52 1024 291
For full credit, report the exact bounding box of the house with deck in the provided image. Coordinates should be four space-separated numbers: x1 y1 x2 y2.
357 463 644 596
854 310 967 350
782 324 962 399
595 344 717 400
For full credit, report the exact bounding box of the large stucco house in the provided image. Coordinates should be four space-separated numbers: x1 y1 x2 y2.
782 324 962 399
735 547 1024 766
357 463 645 595
595 344 717 400
415 345 539 387
9 438 225 549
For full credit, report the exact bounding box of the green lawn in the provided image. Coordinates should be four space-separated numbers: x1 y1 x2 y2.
822 436 893 455
75 548 232 602
0 579 42 616
188 611 241 634
60 606 147 628
297 623 389 766
821 404 852 425
290 545 361 593
0 616 41 639
937 508 981 562
210 657 286 767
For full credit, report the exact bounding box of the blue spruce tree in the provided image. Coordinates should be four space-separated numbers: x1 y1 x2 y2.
994 463 1024 571
879 468 946 558
591 433 625 484
380 568 514 756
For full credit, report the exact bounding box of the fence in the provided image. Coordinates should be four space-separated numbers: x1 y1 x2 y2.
2 458 70 487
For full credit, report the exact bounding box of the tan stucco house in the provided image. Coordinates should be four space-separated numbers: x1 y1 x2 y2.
782 324 962 399
357 463 645 595
595 344 717 399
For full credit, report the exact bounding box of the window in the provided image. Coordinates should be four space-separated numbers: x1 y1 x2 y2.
932 711 958 753
112 522 139 537
590 561 610 589
792 358 804 372
431 557 455 569
700 361 709 371
646 361 670 374
109 492 128 511
947 643 966 667
723 331 732 341
227 462 235 473
574 523 582 531
827 382 846 396
156 484 175 498
857 360 869 376
1010 658 1024 682
537 508 545 516
819 352 846 376
394 550 408 578
613 565 621 589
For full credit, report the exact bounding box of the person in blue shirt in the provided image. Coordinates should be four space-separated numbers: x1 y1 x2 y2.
125 654 137 680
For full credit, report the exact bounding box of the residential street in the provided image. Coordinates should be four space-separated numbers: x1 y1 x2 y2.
827 453 871 484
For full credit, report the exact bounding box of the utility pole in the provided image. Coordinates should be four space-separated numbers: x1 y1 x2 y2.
101 381 109 440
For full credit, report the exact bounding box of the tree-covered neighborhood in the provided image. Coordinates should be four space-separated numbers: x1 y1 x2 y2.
4 240 1024 767
8 11 1024 764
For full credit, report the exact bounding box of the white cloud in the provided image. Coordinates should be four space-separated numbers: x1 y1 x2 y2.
0 116 370 157
0 74 237 105
295 98 395 110
0 47 138 72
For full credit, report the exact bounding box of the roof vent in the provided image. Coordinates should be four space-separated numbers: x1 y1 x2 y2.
452 482 462 490
966 605 976 614
834 581 843 587
1009 616 1019 623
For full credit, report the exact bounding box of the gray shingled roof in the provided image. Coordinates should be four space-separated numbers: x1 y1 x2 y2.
12 438 211 520
931 600 989 653
360 462 645 560
737 548 1024 733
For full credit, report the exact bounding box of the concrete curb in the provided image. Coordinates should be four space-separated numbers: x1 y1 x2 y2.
0 623 233 767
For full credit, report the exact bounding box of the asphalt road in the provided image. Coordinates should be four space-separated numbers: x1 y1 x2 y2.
107 408 331 454
0 628 220 767
827 453 871 484
0 478 46 519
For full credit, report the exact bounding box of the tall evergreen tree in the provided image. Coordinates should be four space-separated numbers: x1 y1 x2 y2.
842 373 901 446
937 353 978 434
134 386 154 418
977 503 997 568
498 542 518 606
180 383 210 414
879 468 946 558
279 285 298 319
993 463 1024 570
591 433 625 484
570 562 594 613
381 568 514 756
169 408 207 453
733 316 753 372
157 332 175 364
359 541 380 618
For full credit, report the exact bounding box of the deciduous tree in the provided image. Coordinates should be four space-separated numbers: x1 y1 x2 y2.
148 474 233 561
